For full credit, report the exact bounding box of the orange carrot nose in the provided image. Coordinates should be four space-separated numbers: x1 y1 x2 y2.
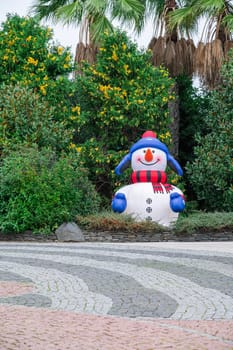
145 148 153 162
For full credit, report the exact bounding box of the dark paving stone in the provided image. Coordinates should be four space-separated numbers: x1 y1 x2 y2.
0 270 32 283
0 294 52 308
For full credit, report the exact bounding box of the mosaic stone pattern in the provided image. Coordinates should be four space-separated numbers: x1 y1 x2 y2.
0 241 232 349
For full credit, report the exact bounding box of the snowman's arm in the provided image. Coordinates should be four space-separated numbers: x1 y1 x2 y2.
170 192 185 212
115 153 131 175
112 193 127 213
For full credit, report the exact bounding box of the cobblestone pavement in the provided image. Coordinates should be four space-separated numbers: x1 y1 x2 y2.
0 241 233 349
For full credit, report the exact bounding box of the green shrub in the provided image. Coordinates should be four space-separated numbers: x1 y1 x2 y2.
175 211 233 233
0 84 72 153
73 30 175 198
177 75 209 167
186 54 233 211
176 76 209 201
0 146 100 233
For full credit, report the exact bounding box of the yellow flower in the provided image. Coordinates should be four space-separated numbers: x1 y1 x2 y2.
69 115 77 121
27 57 38 66
123 64 131 75
65 54 71 62
112 50 118 61
162 96 168 103
8 40 15 46
122 43 127 50
46 28 52 37
69 143 76 149
171 177 178 185
39 84 48 95
76 147 82 152
99 84 111 98
113 86 121 92
71 106 81 115
63 63 69 69
26 36 32 42
57 46 64 55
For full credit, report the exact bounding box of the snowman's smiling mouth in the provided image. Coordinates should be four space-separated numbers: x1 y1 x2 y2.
139 159 159 166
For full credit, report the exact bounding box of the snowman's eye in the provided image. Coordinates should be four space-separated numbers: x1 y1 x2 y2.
143 150 146 153
152 150 155 153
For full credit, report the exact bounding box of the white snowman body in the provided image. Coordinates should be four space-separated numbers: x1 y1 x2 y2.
113 132 185 227
115 183 183 227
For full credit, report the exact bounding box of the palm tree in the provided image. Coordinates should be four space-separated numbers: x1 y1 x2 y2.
144 0 233 154
31 0 145 64
143 0 197 157
169 0 233 87
147 0 196 77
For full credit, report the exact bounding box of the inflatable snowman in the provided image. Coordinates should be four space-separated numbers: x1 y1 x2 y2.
111 131 185 227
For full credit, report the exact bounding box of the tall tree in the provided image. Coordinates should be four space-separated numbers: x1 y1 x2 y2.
169 0 233 87
31 0 145 64
146 0 196 157
147 0 196 77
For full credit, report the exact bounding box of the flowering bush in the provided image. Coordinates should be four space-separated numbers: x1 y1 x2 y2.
0 14 75 123
0 14 72 87
74 30 175 198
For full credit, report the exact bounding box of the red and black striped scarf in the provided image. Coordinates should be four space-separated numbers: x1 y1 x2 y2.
131 170 173 193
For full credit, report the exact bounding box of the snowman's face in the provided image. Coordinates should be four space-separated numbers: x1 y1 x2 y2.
131 148 167 171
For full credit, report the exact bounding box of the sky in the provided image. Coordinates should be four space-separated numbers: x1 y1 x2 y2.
0 0 154 58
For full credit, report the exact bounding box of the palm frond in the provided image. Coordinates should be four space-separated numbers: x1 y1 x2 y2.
195 41 205 75
222 14 233 35
85 0 108 15
164 40 176 75
55 2 83 24
111 0 145 31
194 0 226 15
31 0 68 20
194 39 225 88
175 38 185 74
90 14 114 43
145 0 165 17
151 36 166 66
149 34 195 76
168 6 198 35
